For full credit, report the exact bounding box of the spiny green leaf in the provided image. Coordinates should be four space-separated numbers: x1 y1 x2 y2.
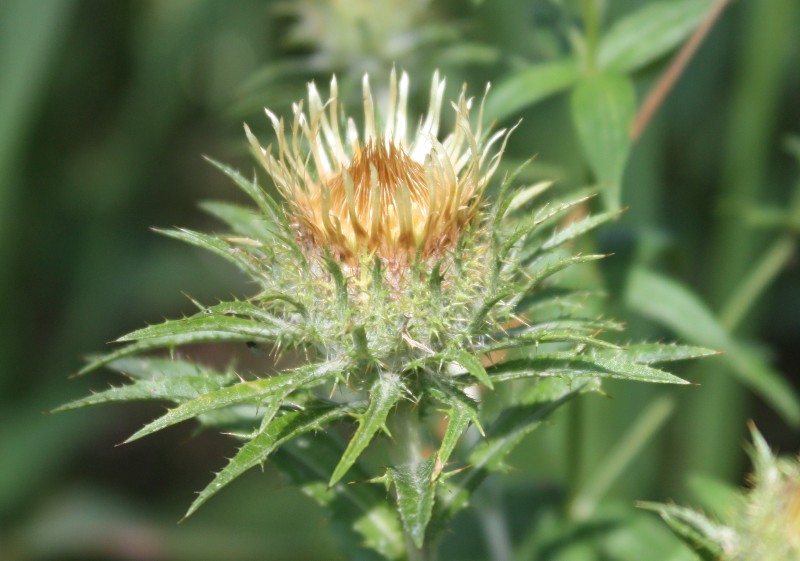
184 404 352 519
102 356 230 380
330 373 405 486
598 0 714 73
188 299 285 324
448 350 493 389
155 227 266 280
623 343 719 364
522 253 607 291
204 156 286 229
502 181 553 218
502 193 594 259
637 502 726 561
431 386 480 479
199 200 275 242
53 373 236 412
274 436 405 561
627 267 800 426
571 73 636 211
486 351 688 385
541 209 622 251
117 314 288 344
469 379 584 473
485 59 580 123
126 361 345 443
388 458 437 549
441 379 585 516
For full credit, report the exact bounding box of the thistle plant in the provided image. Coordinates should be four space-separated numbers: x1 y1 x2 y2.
642 424 800 561
59 70 712 559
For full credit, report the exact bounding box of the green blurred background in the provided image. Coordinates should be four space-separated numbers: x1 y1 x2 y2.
1 0 799 559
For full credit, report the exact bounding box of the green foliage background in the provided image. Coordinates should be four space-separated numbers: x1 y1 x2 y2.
1 0 799 559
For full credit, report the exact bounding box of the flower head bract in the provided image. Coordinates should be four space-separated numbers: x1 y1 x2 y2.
246 69 507 267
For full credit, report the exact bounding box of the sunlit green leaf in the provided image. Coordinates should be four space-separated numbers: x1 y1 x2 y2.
571 73 636 211
388 458 436 549
117 314 288 343
185 404 352 518
487 350 688 384
330 373 404 486
448 349 493 389
623 343 719 364
626 267 800 426
599 0 714 72
155 227 267 280
126 361 345 443
485 60 580 123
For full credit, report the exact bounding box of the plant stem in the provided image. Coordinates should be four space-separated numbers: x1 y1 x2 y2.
581 0 602 72
568 395 674 520
565 396 584 509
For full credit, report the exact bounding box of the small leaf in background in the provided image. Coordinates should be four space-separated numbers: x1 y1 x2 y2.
571 73 636 211
388 458 436 550
637 502 726 561
626 267 800 427
598 0 714 73
485 60 580 123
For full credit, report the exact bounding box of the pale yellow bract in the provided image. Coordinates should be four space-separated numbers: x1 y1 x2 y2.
246 70 511 266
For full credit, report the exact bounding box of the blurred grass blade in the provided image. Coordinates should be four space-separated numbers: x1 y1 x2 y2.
388 458 437 549
571 73 636 211
570 395 674 520
598 0 714 73
626 267 800 426
485 60 580 123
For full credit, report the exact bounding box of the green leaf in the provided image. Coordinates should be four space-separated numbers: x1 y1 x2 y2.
155 227 267 280
274 436 405 561
522 253 607 291
430 384 481 479
117 314 288 344
388 458 437 549
626 267 800 426
52 373 236 412
204 156 286 229
623 343 719 365
485 60 580 123
571 73 636 211
441 379 585 515
541 209 621 251
487 350 688 385
184 404 352 519
126 361 344 443
598 0 714 73
637 502 727 561
100 356 225 380
199 200 275 242
448 350 493 389
330 373 404 486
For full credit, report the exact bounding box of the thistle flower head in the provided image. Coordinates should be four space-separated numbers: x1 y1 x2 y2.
65 70 702 554
246 69 507 266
